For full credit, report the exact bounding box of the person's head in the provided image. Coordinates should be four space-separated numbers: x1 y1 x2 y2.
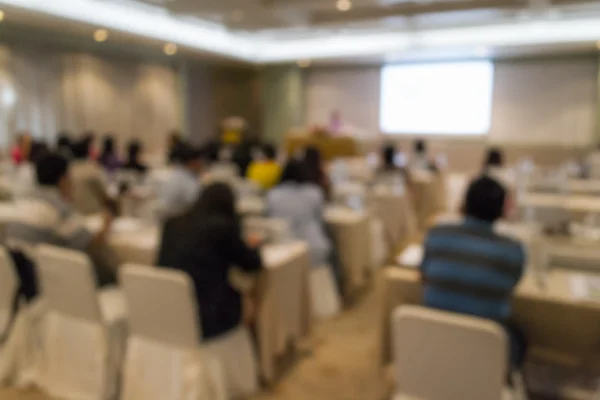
35 152 72 199
484 147 504 169
193 182 236 220
127 140 142 163
168 130 182 149
57 132 72 151
382 144 396 168
414 139 426 155
280 160 308 185
71 138 91 160
28 141 48 163
263 143 276 161
178 143 203 172
463 176 507 223
304 146 323 169
101 135 115 157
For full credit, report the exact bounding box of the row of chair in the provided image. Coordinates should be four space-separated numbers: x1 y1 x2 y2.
0 245 256 400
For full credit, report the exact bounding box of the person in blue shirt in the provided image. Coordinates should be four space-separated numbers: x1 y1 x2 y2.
420 175 527 367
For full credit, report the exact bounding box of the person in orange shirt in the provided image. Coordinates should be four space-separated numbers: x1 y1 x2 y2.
246 143 281 191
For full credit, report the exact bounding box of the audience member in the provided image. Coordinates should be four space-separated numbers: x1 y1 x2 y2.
82 131 99 161
14 141 49 199
233 139 258 177
483 147 516 188
56 132 73 159
377 144 412 190
303 146 330 199
158 182 261 395
246 143 281 190
122 140 148 174
6 152 117 290
70 138 116 215
98 135 122 173
167 130 182 164
410 139 437 172
157 142 203 218
11 132 32 166
420 176 526 368
268 160 332 267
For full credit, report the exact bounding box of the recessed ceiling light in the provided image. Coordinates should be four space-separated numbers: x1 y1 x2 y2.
231 9 244 22
297 59 311 68
336 0 352 12
93 29 108 42
164 42 178 55
0 10 5 22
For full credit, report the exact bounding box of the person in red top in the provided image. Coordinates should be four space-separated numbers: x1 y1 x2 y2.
11 132 32 166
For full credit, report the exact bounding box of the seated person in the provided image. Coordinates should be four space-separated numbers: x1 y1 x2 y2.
246 143 281 190
56 132 73 159
70 138 116 216
157 182 262 395
420 176 526 368
14 141 48 199
410 139 437 172
377 144 412 189
6 152 117 297
483 147 515 188
98 135 122 174
121 140 148 175
157 142 203 218
267 160 332 267
303 146 331 200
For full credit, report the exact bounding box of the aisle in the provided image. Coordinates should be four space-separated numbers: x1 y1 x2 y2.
0 289 389 400
251 288 389 400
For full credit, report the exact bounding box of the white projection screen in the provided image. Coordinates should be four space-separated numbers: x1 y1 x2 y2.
380 61 495 135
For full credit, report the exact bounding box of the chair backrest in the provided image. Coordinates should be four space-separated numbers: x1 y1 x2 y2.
0 246 18 334
392 305 507 400
36 245 102 323
120 264 200 348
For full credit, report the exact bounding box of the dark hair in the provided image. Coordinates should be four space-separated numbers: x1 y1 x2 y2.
29 141 49 163
174 142 202 164
414 139 426 154
464 176 507 223
71 138 91 160
193 182 236 219
263 143 276 160
484 148 504 168
280 160 308 184
36 152 69 186
99 135 116 164
57 132 71 148
303 146 324 184
127 140 142 162
383 145 396 169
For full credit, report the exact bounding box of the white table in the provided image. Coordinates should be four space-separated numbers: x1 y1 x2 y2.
520 193 600 214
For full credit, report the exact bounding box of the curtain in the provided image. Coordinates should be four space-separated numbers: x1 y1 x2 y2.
0 45 180 153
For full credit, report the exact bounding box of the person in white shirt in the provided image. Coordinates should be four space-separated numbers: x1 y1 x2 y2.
483 147 516 189
157 143 204 219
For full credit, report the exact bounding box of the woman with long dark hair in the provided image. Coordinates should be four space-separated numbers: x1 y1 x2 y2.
157 182 262 395
303 146 330 199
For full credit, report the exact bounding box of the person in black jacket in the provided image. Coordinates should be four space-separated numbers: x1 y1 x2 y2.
157 182 263 340
121 140 148 174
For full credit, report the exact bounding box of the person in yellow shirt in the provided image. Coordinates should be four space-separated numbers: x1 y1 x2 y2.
246 144 281 190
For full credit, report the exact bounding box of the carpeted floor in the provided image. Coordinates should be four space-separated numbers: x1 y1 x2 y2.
0 285 390 400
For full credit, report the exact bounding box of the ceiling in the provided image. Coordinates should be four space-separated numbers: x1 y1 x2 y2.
2 0 600 63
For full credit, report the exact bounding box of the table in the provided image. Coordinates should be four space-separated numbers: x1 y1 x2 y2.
284 134 358 161
85 216 312 383
379 267 600 368
520 193 600 214
324 206 371 298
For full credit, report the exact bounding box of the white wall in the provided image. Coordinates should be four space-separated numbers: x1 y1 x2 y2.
304 57 598 146
0 45 180 151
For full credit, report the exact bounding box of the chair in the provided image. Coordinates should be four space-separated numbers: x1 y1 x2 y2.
309 265 342 319
391 305 528 400
119 265 229 400
35 245 127 400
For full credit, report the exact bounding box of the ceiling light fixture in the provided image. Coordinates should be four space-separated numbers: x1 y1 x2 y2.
93 28 108 42
336 0 352 12
0 10 5 22
164 42 178 55
297 59 311 68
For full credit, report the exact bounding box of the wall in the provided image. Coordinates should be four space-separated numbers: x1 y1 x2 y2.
0 44 180 152
303 57 599 147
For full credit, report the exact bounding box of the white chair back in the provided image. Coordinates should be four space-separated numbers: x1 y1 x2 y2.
0 247 17 335
392 305 507 400
36 245 102 323
120 264 200 348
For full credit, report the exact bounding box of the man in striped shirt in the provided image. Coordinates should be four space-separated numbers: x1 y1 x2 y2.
420 176 526 366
